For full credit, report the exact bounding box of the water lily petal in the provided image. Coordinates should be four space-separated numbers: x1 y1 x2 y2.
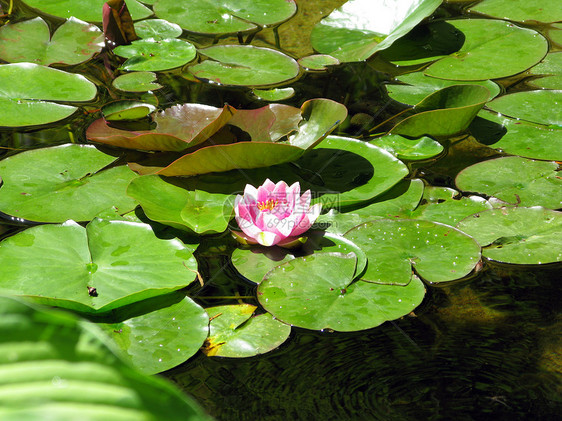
290 202 322 237
243 184 258 203
257 231 281 247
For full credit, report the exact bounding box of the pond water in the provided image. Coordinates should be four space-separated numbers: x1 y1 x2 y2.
0 0 561 419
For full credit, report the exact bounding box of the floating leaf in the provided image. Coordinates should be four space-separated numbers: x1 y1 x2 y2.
114 38 197 72
153 0 296 35
371 134 443 160
188 45 300 87
0 17 103 65
390 85 490 137
203 304 291 357
486 90 562 127
469 0 562 24
252 87 295 101
424 19 548 81
99 293 209 374
102 100 156 121
0 144 138 222
113 71 163 92
457 207 562 264
135 18 183 39
298 54 340 71
0 296 211 420
0 63 97 127
0 218 198 313
21 0 152 22
527 52 562 90
455 156 562 209
258 252 426 332
310 0 443 62
344 219 481 285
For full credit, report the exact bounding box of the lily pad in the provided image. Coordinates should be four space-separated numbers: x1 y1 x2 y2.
99 293 209 374
486 90 562 127
252 87 295 101
0 296 211 420
153 0 297 35
455 156 562 209
386 71 500 105
310 0 443 62
0 63 97 127
527 53 562 90
257 252 426 331
469 110 562 161
113 71 163 92
135 18 183 39
21 0 152 22
298 54 340 71
371 134 444 160
102 100 156 121
457 207 562 264
0 17 103 65
424 19 548 81
114 38 197 72
344 219 481 285
469 0 562 24
0 144 138 223
188 45 300 87
390 85 490 138
203 304 291 357
0 218 198 313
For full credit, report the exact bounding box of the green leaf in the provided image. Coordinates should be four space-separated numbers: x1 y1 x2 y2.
257 252 426 331
371 134 444 160
0 218 198 313
527 53 562 90
102 100 156 121
455 156 562 209
153 0 296 35
21 0 152 22
0 63 97 127
457 207 562 264
188 45 300 87
344 219 481 285
203 304 291 357
0 296 210 420
425 19 548 81
0 17 103 66
114 38 197 72
486 90 562 127
390 85 490 137
113 71 163 92
135 18 183 39
252 87 295 101
311 0 442 62
99 293 209 374
298 54 340 71
469 0 562 24
0 144 138 223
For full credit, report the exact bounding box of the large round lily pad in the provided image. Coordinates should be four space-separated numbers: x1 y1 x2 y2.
0 144 138 222
0 63 97 127
188 45 300 87
203 304 291 357
0 218 199 313
455 156 562 209
257 252 426 332
469 0 562 24
486 90 562 127
114 38 197 72
457 207 562 264
0 17 103 66
344 219 481 285
21 0 152 22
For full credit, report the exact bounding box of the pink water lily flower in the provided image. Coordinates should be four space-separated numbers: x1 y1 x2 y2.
234 179 322 247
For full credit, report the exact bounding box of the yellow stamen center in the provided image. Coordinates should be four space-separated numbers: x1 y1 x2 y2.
257 199 278 212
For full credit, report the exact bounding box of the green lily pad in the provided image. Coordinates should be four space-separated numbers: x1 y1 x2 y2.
469 110 562 161
102 100 156 121
455 156 562 209
127 175 233 234
257 252 426 331
298 54 340 71
425 19 548 81
114 38 197 72
310 0 442 62
0 63 97 127
135 18 183 39
99 293 209 374
390 85 490 138
21 0 152 22
0 218 198 313
113 71 163 92
469 0 562 24
344 219 481 285
371 134 444 160
527 53 562 90
0 17 103 65
188 45 300 87
386 71 500 105
153 0 296 35
457 207 562 264
486 90 562 127
0 144 138 223
0 296 211 420
231 231 367 284
203 304 291 357
252 87 295 101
